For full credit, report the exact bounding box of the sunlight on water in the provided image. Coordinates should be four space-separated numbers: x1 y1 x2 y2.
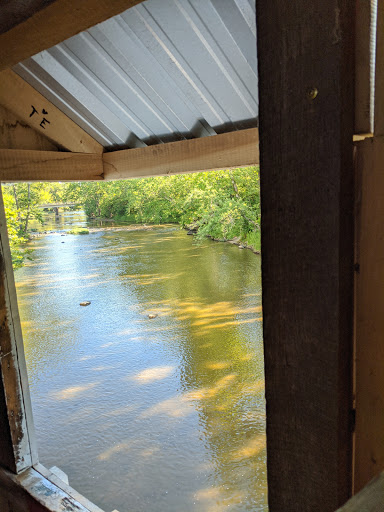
15 211 267 512
53 382 99 400
131 366 176 383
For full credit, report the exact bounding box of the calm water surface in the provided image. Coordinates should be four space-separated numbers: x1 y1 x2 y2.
15 212 267 512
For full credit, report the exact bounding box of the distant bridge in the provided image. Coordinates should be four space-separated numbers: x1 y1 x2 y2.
37 203 79 209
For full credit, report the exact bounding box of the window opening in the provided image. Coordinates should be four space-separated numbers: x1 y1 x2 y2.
3 169 266 512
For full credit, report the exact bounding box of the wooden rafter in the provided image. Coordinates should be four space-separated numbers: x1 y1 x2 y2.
0 70 102 154
0 0 145 72
103 128 259 180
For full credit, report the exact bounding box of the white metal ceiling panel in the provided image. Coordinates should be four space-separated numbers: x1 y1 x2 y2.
13 0 258 150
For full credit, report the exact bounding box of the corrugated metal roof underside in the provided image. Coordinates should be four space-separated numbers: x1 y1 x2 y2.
13 0 258 150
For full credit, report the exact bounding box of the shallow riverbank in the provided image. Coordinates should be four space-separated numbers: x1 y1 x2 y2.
29 223 171 237
30 217 261 255
211 235 260 255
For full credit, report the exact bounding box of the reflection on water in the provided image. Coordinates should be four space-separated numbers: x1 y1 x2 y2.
15 211 267 512
29 210 128 232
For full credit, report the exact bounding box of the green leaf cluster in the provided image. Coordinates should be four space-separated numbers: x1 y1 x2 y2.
68 167 261 249
66 228 89 235
2 182 68 268
1 167 261 269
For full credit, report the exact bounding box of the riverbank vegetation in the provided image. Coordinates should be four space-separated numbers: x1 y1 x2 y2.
67 227 89 235
2 167 260 267
66 166 261 247
2 183 68 267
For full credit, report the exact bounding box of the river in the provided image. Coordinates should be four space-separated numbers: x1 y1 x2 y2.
15 211 267 512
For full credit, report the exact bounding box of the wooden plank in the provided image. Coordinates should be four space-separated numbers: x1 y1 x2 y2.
0 149 103 182
256 1 355 511
0 188 38 473
0 0 145 72
354 136 384 492
0 466 105 512
374 0 384 135
0 105 58 151
34 464 105 512
355 0 373 134
0 372 15 471
103 128 259 180
337 472 384 511
0 70 103 154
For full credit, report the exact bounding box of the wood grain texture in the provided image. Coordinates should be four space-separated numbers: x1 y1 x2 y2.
0 0 56 36
0 149 103 181
375 0 384 135
256 1 355 510
337 472 384 511
355 0 373 133
0 466 104 512
0 372 15 471
103 128 259 180
354 136 384 492
0 188 37 473
0 105 57 151
34 464 105 512
0 70 102 154
0 0 145 71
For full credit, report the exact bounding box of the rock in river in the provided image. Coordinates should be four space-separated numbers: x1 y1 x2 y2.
148 313 158 319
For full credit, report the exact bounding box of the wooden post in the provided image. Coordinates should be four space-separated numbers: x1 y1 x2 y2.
256 1 355 510
353 0 384 494
0 186 37 473
354 136 384 492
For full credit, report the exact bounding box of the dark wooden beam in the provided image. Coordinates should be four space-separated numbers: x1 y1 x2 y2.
0 1 56 36
0 0 145 72
256 1 355 510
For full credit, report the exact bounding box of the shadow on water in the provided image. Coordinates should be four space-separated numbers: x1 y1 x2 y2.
16 211 267 512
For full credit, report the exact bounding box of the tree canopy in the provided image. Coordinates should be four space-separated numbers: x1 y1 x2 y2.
2 167 260 268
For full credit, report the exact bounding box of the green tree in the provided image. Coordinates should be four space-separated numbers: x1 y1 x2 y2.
2 167 261 269
65 167 261 249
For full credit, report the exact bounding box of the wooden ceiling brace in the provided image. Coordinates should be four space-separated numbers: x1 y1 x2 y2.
0 149 103 182
0 0 146 72
0 70 103 154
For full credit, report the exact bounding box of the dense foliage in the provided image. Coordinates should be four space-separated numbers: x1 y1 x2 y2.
2 167 260 268
2 183 67 267
66 167 261 248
